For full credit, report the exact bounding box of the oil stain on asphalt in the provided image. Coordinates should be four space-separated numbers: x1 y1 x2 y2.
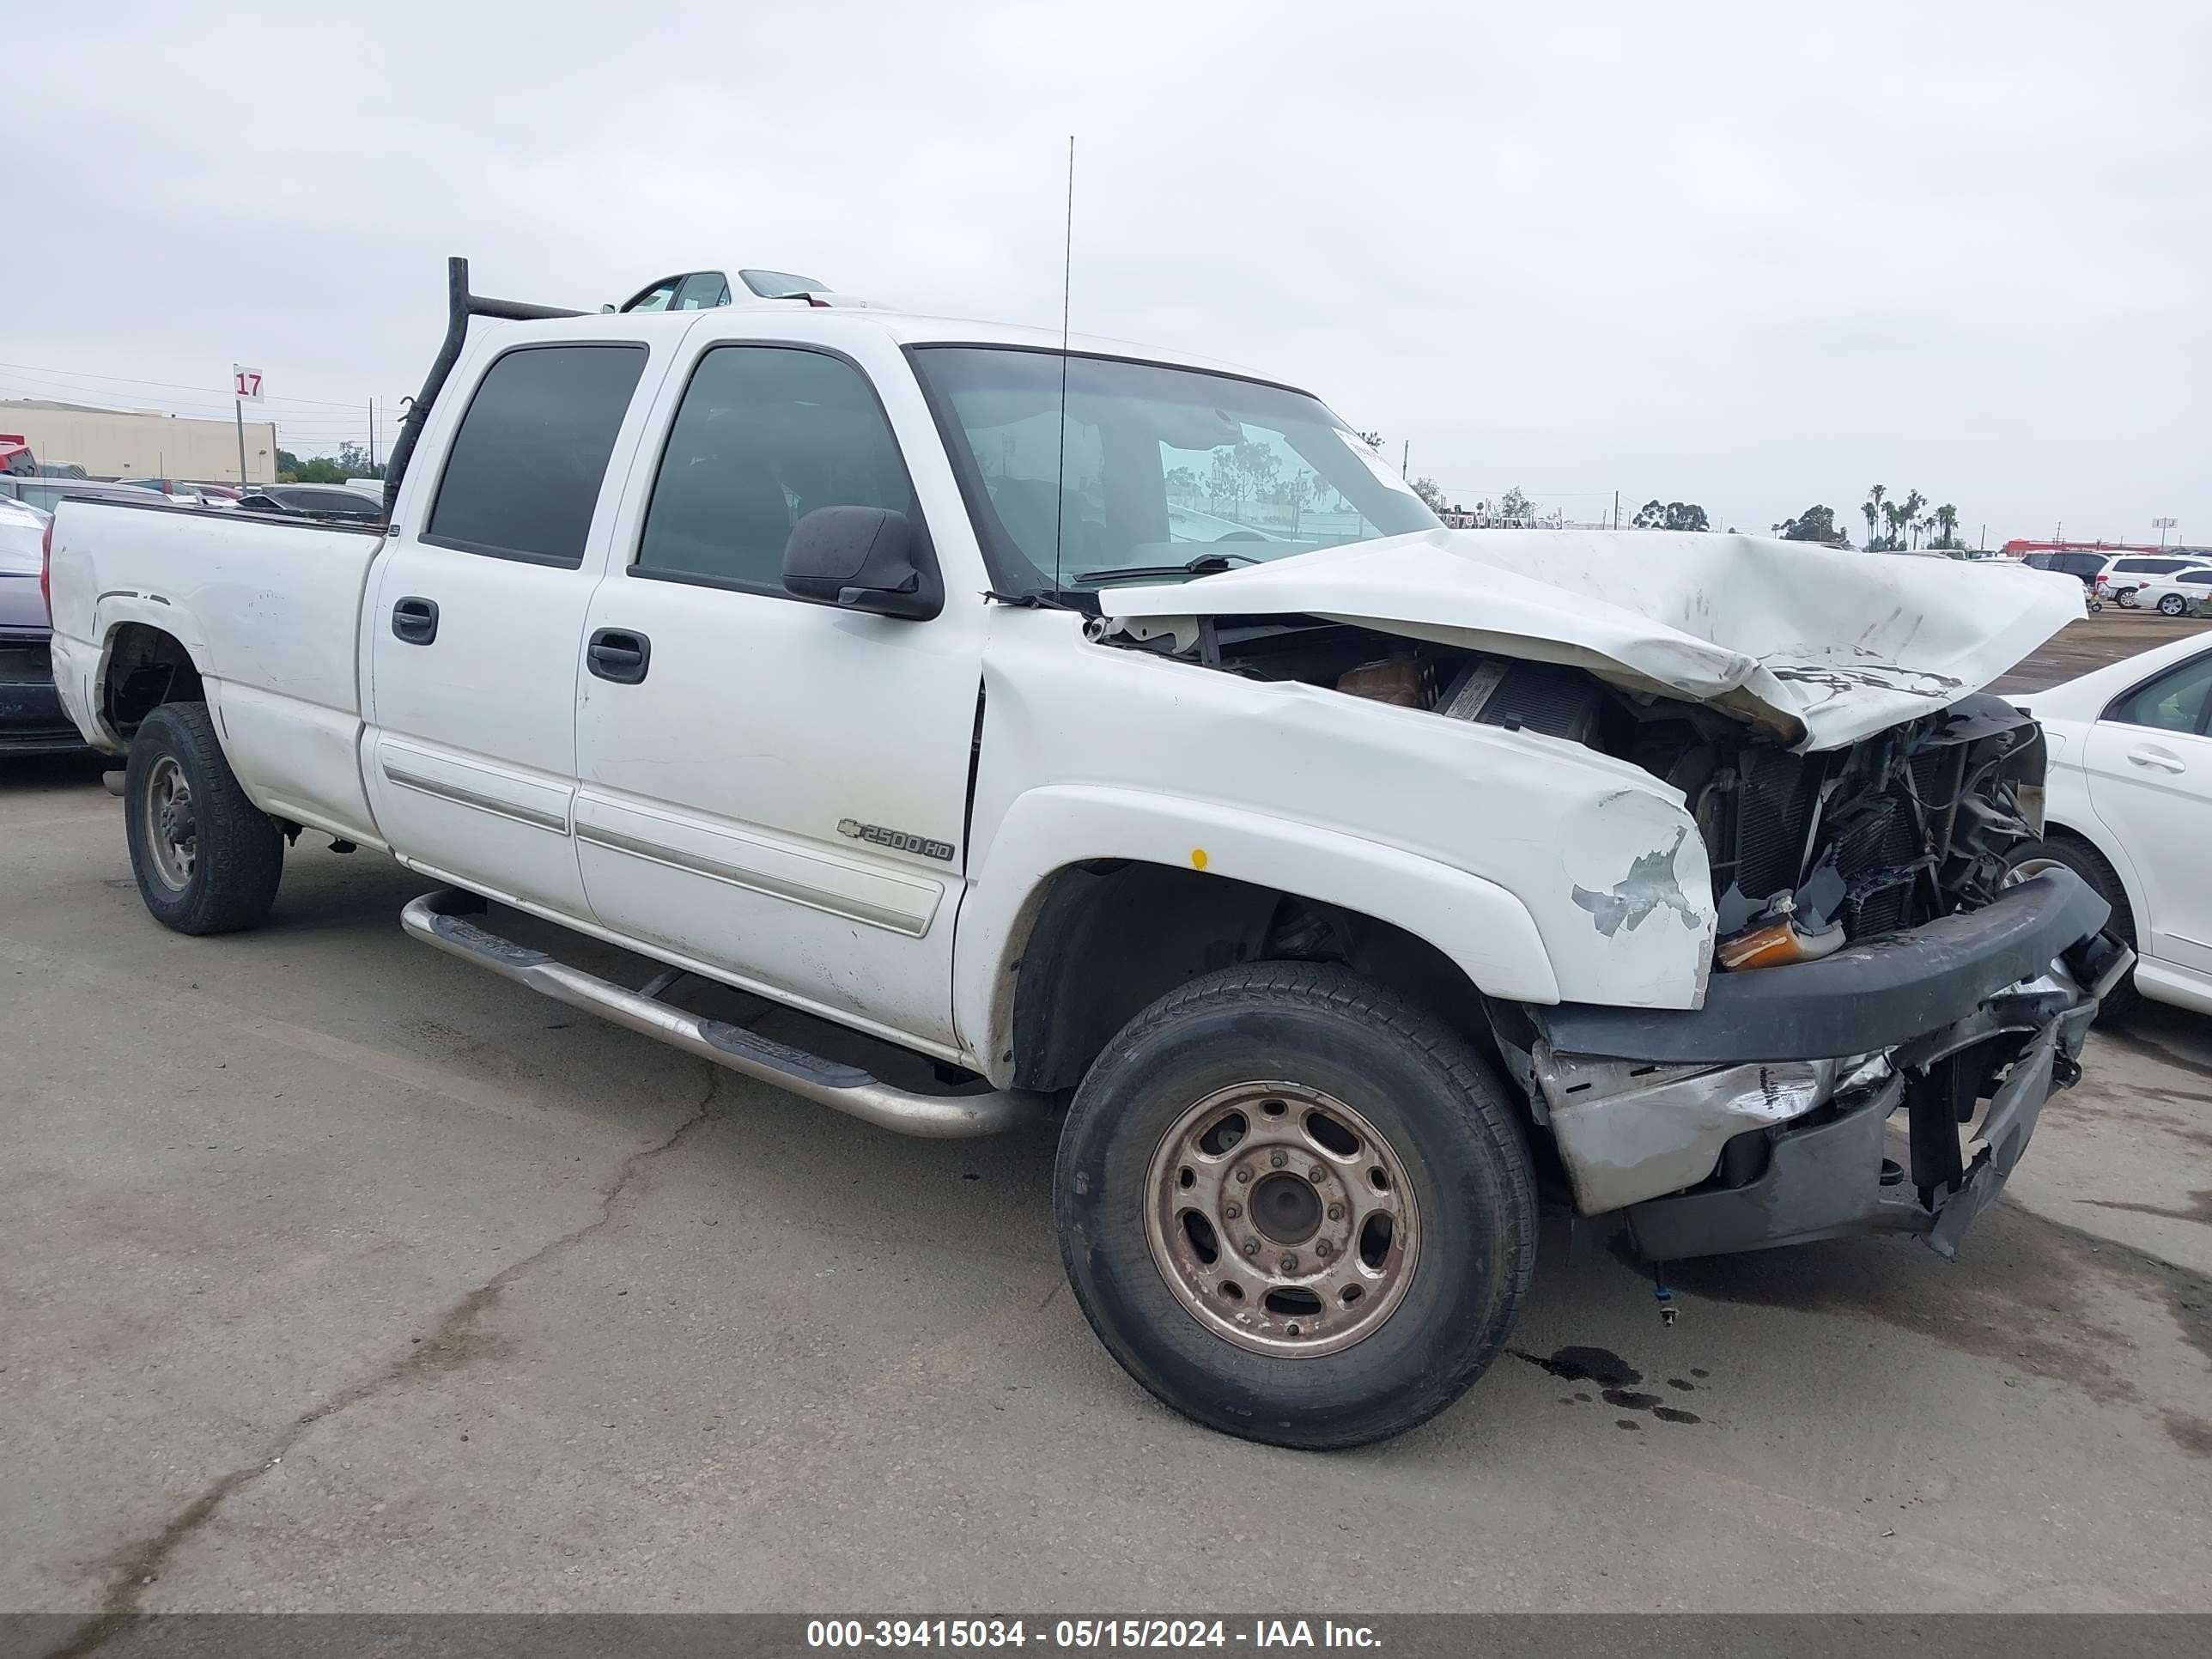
1512 1345 1704 1426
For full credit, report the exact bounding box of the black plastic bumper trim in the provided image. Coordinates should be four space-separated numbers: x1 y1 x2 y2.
1535 869 2110 1063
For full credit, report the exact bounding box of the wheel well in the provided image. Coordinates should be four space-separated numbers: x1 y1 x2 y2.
1007 860 1493 1093
2040 819 2136 930
102 624 204 739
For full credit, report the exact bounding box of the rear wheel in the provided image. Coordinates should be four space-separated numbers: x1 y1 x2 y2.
2158 592 2188 617
1054 961 1537 1449
124 702 284 934
2004 835 2137 1019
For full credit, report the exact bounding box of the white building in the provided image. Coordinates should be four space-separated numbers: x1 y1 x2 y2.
0 399 280 483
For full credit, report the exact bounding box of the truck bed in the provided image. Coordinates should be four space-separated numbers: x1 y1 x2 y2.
47 495 388 843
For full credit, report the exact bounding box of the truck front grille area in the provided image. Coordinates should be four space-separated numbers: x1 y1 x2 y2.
1695 696 2041 947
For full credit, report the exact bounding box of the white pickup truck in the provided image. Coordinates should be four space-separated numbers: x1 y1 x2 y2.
46 260 2127 1447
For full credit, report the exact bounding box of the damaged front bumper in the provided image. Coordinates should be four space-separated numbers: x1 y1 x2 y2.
1523 869 2130 1260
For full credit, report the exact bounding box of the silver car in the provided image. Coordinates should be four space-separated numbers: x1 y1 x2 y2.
0 497 86 755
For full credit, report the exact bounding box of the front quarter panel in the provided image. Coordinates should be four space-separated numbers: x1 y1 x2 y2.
956 612 1717 1067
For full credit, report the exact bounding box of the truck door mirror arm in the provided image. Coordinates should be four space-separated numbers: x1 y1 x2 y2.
781 507 941 621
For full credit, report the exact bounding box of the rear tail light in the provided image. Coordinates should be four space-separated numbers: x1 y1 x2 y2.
39 515 52 616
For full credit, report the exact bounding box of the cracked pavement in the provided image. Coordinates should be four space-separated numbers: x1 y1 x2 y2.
3 753 2209 1625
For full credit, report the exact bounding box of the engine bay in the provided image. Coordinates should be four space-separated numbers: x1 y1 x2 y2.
1101 614 2048 964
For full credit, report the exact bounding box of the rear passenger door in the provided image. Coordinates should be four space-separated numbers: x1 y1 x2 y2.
2082 648 2212 978
365 334 660 920
571 321 987 1055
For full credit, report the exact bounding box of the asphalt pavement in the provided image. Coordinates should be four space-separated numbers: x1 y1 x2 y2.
2 635 2208 1620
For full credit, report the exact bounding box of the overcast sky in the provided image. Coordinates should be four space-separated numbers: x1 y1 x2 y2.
6 1 2206 545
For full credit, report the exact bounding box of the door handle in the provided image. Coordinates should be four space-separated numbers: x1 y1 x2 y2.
2126 746 2185 773
391 596 439 645
586 628 651 684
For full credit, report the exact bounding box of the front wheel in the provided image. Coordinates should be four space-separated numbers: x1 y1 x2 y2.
1054 962 1537 1449
124 701 284 934
2116 586 2140 608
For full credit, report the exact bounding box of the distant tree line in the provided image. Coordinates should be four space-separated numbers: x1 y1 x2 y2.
276 441 384 485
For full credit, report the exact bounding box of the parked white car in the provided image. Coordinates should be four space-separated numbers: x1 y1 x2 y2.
2119 566 2212 617
2010 634 2212 1016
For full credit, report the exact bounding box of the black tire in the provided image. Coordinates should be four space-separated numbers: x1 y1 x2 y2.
124 701 284 935
2157 592 2187 617
1055 961 1537 1449
2004 835 2137 1019
2116 586 2140 608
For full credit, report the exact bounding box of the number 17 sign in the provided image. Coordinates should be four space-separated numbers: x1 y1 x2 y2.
232 365 264 401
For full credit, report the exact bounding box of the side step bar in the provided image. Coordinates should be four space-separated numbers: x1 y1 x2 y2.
399 890 1044 1139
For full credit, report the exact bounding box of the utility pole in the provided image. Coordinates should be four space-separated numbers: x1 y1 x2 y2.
1400 440 1408 480
368 399 376 471
1612 489 1620 530
2154 515 2176 547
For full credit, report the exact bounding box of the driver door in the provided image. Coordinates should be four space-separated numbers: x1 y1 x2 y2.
570 323 987 1056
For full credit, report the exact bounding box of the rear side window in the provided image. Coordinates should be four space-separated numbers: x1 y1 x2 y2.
426 344 647 566
674 272 732 310
631 345 918 593
2106 653 2212 735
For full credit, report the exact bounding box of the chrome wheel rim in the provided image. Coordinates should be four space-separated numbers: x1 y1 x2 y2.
143 757 197 891
1144 1081 1419 1358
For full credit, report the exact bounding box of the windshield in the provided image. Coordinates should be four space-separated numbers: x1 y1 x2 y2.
911 346 1437 592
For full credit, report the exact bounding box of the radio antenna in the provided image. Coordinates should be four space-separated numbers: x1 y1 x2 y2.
1053 135 1075 591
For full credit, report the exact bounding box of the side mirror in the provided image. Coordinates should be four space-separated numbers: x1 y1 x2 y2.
782 507 939 620
599 302 617 313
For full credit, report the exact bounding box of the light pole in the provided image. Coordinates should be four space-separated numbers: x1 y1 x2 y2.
2153 516 2177 548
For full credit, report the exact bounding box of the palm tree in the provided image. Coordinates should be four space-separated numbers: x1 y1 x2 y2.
1882 501 1908 549
1932 502 1960 550
1893 489 1926 551
1863 484 1887 548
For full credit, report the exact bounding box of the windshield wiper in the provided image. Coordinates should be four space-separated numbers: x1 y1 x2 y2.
1070 551 1260 586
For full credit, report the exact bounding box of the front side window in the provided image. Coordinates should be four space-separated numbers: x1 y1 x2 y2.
910 346 1437 593
633 345 918 592
426 344 646 565
2106 653 2212 735
624 280 678 313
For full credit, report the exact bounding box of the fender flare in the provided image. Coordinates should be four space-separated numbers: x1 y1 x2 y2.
952 783 1560 1075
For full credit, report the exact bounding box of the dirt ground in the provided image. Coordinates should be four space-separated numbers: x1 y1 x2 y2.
1990 607 2212 695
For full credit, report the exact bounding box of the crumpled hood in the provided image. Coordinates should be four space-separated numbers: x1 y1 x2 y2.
1098 527 2084 750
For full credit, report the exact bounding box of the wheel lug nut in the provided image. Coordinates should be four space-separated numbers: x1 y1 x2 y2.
1327 1202 1344 1221
1315 1239 1331 1258
1310 1167 1326 1182
1235 1169 1252 1184
1243 1240 1260 1257
1224 1201 1242 1219
1279 1254 1297 1273
1269 1151 1286 1170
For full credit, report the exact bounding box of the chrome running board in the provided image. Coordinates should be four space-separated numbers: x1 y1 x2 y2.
399 889 1042 1139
